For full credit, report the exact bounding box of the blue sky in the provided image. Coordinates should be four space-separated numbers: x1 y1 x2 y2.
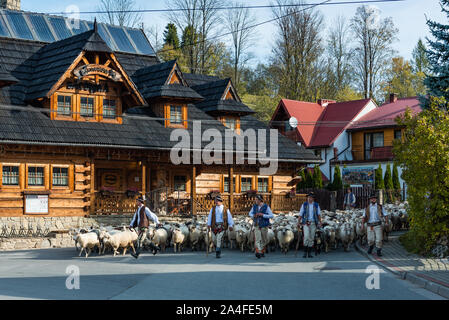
23 0 446 66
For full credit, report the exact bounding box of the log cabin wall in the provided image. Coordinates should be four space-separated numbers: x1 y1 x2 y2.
195 173 293 195
0 145 91 217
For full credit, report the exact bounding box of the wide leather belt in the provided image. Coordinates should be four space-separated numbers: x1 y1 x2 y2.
367 221 382 227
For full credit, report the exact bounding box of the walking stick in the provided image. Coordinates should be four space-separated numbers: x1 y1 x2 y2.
206 229 209 257
295 225 302 257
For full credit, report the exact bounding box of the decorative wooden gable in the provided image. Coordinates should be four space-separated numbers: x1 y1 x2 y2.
222 80 240 102
48 50 145 123
166 62 188 86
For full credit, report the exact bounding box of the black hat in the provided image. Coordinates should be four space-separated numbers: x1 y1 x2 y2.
215 195 223 202
307 192 316 198
137 197 145 203
255 194 264 202
369 193 378 199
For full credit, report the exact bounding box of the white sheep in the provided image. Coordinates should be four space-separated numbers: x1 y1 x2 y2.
276 226 295 254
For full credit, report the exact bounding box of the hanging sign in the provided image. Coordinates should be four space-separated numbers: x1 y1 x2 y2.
74 64 122 81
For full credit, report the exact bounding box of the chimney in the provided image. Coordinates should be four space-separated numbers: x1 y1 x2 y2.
318 99 336 107
389 93 398 103
0 0 20 10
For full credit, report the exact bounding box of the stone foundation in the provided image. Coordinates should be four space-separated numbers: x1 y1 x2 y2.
0 234 73 251
0 215 197 251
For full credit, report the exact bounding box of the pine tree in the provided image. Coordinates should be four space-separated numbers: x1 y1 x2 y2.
332 166 343 190
305 169 314 188
163 23 180 48
412 39 430 74
422 0 449 109
392 164 401 190
314 165 323 189
384 164 394 190
296 169 306 191
375 164 385 190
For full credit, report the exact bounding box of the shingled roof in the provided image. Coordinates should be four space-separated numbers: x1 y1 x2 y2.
0 102 319 162
26 29 114 101
190 78 255 116
0 64 18 86
133 60 203 101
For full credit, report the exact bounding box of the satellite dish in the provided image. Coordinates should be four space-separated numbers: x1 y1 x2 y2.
289 117 298 129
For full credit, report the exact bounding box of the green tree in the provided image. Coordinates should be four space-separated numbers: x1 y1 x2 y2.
181 25 200 74
241 94 281 122
383 57 417 100
392 164 401 190
305 169 314 188
163 23 180 48
422 0 449 109
375 164 384 190
335 85 363 102
411 39 429 95
314 165 323 189
384 164 394 190
297 169 307 191
394 98 449 252
384 163 394 202
332 166 343 190
158 43 183 63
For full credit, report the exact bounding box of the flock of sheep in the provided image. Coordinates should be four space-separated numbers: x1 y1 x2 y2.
71 203 409 258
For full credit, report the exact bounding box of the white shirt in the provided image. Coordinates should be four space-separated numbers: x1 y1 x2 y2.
363 203 388 223
299 202 321 221
129 206 159 227
207 205 234 227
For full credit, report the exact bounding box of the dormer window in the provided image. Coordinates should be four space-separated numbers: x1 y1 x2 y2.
57 95 72 116
103 98 117 119
170 105 183 124
219 116 240 133
80 97 94 117
164 104 187 128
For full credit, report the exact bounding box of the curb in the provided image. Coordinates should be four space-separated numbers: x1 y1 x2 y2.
354 242 449 299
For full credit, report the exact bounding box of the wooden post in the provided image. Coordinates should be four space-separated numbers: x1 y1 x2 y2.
229 166 234 213
270 189 274 210
90 161 95 215
141 162 146 198
191 165 196 216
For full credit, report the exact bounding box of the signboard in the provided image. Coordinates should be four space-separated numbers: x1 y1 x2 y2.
342 167 375 186
73 64 122 82
25 195 49 214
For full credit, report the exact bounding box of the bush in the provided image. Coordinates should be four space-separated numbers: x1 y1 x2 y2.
394 99 449 252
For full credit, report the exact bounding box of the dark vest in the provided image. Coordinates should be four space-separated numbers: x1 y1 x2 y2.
211 206 228 231
344 193 355 204
301 202 319 226
253 204 271 228
138 206 149 228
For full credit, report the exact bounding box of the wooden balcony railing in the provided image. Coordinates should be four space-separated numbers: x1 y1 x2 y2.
371 146 394 160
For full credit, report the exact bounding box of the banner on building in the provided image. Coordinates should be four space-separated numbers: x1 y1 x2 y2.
342 167 375 186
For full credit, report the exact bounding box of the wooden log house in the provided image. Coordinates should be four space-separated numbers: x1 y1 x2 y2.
0 9 320 217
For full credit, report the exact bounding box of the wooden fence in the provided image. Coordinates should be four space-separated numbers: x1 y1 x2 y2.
94 189 307 216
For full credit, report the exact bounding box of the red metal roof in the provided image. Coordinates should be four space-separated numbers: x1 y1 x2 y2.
274 98 372 147
309 99 372 147
347 97 421 131
274 99 323 146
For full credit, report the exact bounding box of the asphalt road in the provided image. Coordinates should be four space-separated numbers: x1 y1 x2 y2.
0 246 444 300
